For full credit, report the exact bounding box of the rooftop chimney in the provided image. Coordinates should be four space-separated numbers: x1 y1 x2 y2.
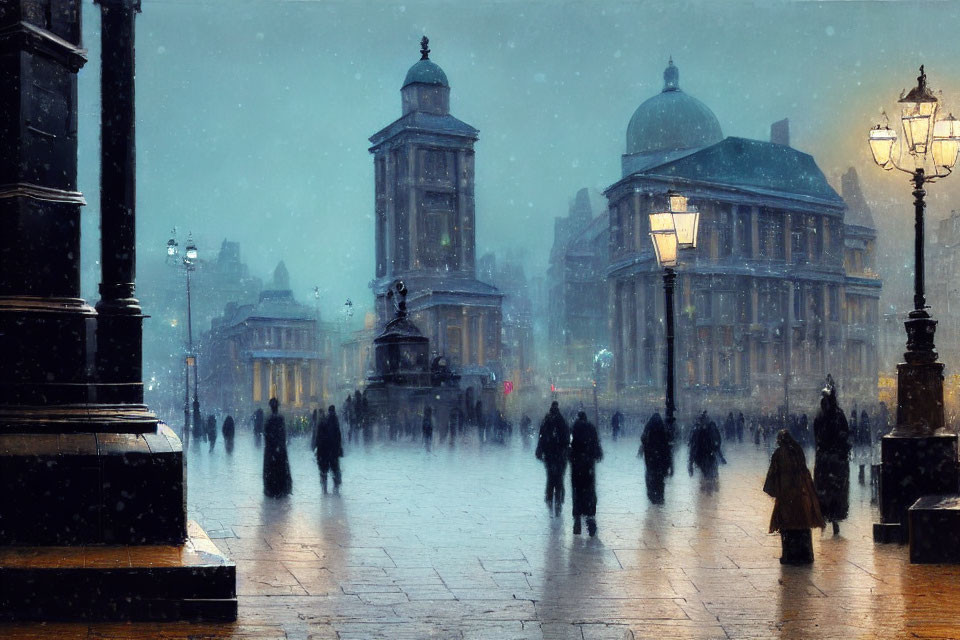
770 118 790 147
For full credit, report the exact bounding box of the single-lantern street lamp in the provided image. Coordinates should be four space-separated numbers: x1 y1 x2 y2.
868 65 960 543
649 190 699 441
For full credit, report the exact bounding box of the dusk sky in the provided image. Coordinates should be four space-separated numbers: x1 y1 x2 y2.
74 0 960 322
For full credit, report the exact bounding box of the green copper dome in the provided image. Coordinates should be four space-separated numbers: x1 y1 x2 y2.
626 60 722 156
402 36 449 89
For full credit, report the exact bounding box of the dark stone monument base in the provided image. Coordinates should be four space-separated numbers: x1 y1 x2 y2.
0 423 186 545
0 521 236 622
875 433 959 544
909 494 960 564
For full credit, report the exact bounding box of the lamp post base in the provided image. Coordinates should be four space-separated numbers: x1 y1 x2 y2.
874 432 959 544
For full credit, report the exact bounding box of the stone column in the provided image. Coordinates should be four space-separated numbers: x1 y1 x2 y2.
94 0 144 404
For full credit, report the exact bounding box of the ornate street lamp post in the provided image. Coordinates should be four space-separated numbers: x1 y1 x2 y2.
868 66 960 542
167 231 201 438
649 191 700 441
183 234 201 435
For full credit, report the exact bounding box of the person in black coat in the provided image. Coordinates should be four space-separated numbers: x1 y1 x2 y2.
611 410 624 441
689 416 726 493
736 411 745 443
422 405 434 449
640 411 673 505
813 376 850 536
206 414 218 450
313 405 343 493
222 415 235 453
263 397 292 498
536 401 570 517
570 411 603 536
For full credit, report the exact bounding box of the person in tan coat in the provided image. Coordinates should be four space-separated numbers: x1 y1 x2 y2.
764 429 825 565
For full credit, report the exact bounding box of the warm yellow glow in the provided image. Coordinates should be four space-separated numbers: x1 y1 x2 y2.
648 212 675 233
869 125 897 168
169 318 178 328
668 192 687 213
673 210 699 249
932 114 960 169
901 99 938 156
650 231 678 267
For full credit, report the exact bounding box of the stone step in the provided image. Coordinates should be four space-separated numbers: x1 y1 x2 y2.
0 521 236 621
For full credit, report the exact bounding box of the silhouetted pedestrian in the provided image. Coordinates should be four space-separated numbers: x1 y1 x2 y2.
736 411 745 442
536 401 570 517
813 376 850 536
570 411 603 536
206 414 218 450
764 429 825 564
689 415 726 492
611 410 624 441
422 405 434 449
222 415 235 453
723 412 736 441
313 405 343 493
192 412 204 441
640 411 673 505
520 414 532 448
263 397 292 498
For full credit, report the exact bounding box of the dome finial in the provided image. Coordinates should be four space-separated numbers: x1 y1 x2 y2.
663 57 679 92
420 35 430 61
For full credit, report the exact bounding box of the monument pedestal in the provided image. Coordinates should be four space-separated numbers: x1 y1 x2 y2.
0 521 236 622
874 433 959 543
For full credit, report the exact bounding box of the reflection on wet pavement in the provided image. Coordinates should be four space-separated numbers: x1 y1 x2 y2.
5 431 960 639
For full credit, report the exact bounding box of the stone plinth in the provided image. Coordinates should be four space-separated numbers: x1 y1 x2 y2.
875 433 959 543
0 521 235 621
0 424 185 545
909 494 960 564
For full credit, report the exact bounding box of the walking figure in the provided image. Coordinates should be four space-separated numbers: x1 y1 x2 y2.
536 401 570 517
313 405 343 493
688 414 726 492
222 415 235 454
611 410 624 441
422 405 434 450
570 411 603 536
206 414 218 450
764 429 825 565
640 411 673 505
813 375 850 536
263 397 292 498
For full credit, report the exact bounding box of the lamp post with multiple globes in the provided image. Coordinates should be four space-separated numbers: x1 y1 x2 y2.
648 191 700 441
867 66 960 542
167 231 201 439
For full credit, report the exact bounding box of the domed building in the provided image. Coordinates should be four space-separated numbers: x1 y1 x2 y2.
604 61 881 415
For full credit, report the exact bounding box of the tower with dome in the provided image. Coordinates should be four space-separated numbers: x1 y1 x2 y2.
368 37 503 401
604 60 881 413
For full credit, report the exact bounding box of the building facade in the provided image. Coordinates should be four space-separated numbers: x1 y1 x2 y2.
368 37 502 385
547 188 610 389
605 61 881 416
140 238 262 421
203 262 325 420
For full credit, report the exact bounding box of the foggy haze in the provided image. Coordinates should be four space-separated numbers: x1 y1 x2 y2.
74 0 960 322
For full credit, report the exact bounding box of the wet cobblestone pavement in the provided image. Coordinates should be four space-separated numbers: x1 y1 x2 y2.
6 429 960 639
